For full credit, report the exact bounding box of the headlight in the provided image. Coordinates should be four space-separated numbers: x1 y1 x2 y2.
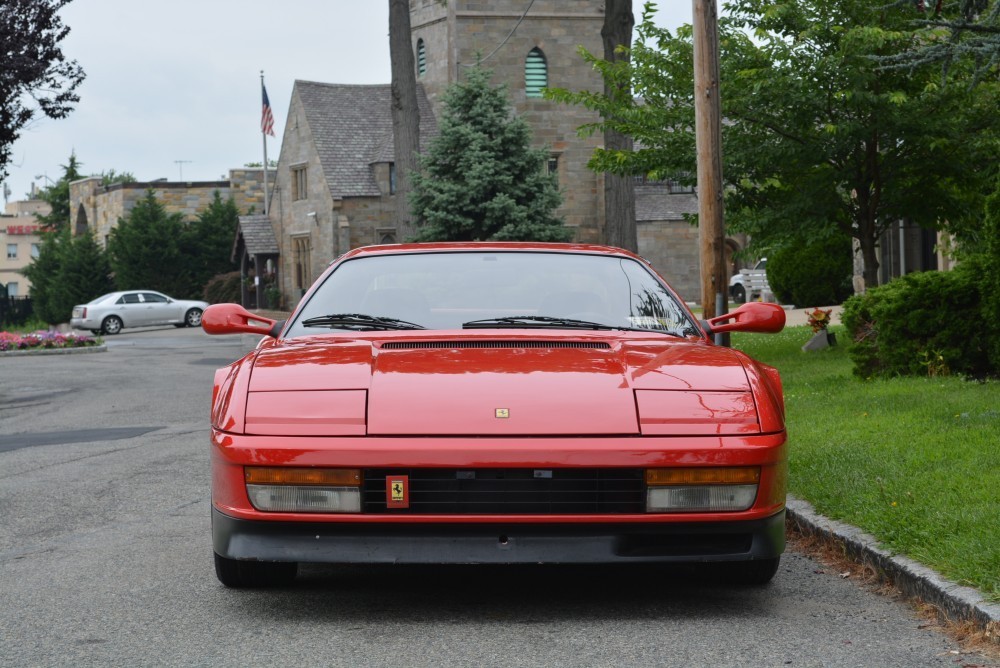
246 485 361 513
645 467 759 512
245 467 362 513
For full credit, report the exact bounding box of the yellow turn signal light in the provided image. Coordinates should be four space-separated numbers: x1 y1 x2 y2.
645 467 760 486
245 467 362 486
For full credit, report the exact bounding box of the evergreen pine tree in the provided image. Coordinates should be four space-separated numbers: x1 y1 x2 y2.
20 226 68 324
108 190 188 295
180 191 239 296
410 67 570 242
36 153 84 231
52 231 114 320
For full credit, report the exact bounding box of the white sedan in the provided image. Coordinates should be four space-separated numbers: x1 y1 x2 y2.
70 290 209 335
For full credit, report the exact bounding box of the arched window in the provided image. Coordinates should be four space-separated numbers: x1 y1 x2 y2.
75 203 89 235
416 38 426 77
525 47 547 98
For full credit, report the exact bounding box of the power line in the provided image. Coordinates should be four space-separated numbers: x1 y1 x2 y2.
460 0 536 67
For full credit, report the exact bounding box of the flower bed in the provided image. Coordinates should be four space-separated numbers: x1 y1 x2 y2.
0 330 100 352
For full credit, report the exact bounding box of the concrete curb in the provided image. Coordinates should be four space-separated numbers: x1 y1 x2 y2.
0 344 107 358
786 495 999 642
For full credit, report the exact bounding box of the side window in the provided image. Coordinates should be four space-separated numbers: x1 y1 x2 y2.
525 47 547 98
416 38 426 77
141 292 168 303
121 293 141 304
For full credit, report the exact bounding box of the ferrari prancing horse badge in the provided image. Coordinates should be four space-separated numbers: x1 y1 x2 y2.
386 475 409 509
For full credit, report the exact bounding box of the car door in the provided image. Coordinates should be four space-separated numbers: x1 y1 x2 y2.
115 292 145 326
140 292 180 325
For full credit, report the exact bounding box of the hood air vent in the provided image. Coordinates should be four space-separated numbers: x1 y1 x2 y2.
380 340 611 350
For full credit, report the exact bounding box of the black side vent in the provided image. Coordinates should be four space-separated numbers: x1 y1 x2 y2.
380 341 611 350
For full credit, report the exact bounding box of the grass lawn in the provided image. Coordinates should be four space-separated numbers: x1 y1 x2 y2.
733 325 1000 601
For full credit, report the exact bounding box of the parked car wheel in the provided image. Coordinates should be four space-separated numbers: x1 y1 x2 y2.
731 283 747 304
185 308 203 327
213 552 297 588
101 315 123 335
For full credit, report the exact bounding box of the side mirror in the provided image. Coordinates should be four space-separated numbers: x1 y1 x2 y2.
701 302 785 335
202 303 285 338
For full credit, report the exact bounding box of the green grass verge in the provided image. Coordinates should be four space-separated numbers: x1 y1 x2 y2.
733 325 1000 601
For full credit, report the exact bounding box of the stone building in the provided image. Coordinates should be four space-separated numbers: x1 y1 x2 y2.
68 169 266 247
265 0 723 307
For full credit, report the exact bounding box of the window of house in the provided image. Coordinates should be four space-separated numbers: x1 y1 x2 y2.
376 228 397 245
416 38 426 77
6 243 17 259
525 47 548 98
389 163 397 194
291 166 308 201
292 235 312 292
30 243 40 259
6 281 18 297
547 155 559 176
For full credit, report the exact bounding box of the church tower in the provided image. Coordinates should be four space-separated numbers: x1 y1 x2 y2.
409 0 606 241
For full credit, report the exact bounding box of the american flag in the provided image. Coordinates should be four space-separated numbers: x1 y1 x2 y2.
261 84 275 137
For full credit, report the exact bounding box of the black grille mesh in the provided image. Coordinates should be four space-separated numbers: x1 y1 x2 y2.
363 468 645 514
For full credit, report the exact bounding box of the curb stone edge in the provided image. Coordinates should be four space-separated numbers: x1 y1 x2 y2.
786 494 999 643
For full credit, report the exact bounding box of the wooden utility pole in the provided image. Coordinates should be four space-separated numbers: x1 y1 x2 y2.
692 0 729 339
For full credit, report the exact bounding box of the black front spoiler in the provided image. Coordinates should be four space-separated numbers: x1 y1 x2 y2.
213 507 785 565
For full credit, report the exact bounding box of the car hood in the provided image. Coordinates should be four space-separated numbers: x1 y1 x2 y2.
247 335 760 436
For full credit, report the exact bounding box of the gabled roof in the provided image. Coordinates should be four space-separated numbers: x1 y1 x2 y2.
234 214 279 259
635 185 699 222
295 81 437 198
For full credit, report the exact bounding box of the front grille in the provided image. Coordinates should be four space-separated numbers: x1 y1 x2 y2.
379 341 611 350
363 468 645 514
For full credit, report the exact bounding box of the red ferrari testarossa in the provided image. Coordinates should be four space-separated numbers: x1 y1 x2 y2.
203 243 787 587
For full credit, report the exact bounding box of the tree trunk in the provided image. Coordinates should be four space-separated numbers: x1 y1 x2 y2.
601 0 636 252
389 0 421 242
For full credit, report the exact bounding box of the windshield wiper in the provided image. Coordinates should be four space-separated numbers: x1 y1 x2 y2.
300 313 425 330
462 315 616 330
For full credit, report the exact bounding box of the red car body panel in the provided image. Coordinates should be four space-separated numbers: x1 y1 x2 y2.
204 242 788 572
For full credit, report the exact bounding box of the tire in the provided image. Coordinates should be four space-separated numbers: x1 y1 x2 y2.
184 308 203 327
101 315 123 335
731 284 747 304
716 556 780 586
214 552 297 588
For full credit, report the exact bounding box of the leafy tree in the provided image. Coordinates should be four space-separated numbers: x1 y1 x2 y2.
548 1 1000 288
35 152 83 231
100 169 136 187
108 190 189 296
0 0 85 180
410 67 569 242
180 191 239 295
47 230 113 320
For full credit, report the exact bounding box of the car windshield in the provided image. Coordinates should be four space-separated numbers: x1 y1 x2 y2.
284 251 698 338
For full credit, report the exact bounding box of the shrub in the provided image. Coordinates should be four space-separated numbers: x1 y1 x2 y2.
841 261 991 378
767 235 853 307
983 179 1000 370
203 271 242 304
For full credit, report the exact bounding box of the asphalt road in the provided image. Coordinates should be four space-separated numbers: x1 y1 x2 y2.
0 326 993 667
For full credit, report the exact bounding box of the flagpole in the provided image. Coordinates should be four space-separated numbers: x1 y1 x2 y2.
260 71 270 216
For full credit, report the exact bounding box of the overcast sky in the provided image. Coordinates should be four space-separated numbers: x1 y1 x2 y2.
3 0 693 205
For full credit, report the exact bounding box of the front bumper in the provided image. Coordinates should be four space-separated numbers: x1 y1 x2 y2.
212 506 786 564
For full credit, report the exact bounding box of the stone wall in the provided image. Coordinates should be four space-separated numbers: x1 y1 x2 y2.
638 220 701 303
411 0 605 241
68 170 266 246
